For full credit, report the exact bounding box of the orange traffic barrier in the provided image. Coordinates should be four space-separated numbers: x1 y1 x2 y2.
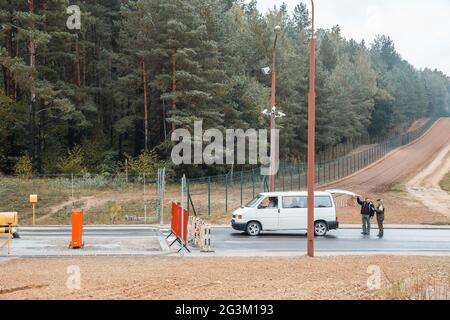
69 209 84 249
167 202 189 252
170 201 188 242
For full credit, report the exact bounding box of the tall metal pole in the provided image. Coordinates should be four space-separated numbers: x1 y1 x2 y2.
307 0 316 258
180 175 186 255
269 32 278 192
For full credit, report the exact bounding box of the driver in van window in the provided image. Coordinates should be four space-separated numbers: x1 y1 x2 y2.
260 197 278 209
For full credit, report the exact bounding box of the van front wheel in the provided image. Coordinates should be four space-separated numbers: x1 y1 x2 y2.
246 221 262 236
314 221 328 236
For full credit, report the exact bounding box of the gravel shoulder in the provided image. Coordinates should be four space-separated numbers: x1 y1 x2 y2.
0 256 449 300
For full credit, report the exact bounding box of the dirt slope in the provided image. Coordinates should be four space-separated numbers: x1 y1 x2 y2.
326 118 450 224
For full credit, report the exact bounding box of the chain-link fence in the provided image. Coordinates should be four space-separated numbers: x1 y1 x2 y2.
0 118 438 225
0 173 169 225
186 117 437 220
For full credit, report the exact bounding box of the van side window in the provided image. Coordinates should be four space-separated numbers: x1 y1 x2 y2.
282 196 307 208
258 197 278 209
315 196 332 208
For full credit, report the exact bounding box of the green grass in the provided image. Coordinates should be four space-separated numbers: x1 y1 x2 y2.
390 183 406 193
428 221 450 226
439 171 450 193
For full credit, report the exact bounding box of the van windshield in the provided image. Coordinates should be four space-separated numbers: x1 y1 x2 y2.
245 194 264 207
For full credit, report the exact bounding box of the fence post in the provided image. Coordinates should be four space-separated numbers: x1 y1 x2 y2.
328 161 331 182
323 161 326 183
289 164 293 190
333 160 335 180
225 174 228 214
187 178 190 214
143 173 147 223
71 173 74 207
208 176 211 217
180 175 186 255
125 159 128 183
298 163 301 190
251 169 255 198
317 161 321 185
353 154 356 173
161 168 165 224
337 158 340 179
240 170 243 206
346 157 349 176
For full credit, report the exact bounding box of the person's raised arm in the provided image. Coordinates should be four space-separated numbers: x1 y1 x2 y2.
356 196 363 206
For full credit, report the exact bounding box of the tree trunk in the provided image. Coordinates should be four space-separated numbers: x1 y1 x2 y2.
171 49 177 133
142 58 148 151
37 0 47 175
68 37 82 148
3 27 16 100
28 0 36 167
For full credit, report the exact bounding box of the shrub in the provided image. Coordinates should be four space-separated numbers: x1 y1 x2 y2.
125 150 169 179
14 154 33 177
57 145 87 174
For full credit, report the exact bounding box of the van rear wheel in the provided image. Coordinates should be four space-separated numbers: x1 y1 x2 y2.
246 221 261 236
314 221 328 236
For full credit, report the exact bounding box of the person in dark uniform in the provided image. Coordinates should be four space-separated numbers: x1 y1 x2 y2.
376 199 385 238
357 196 376 235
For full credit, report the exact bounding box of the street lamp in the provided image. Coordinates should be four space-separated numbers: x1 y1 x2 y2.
268 25 282 192
262 106 285 192
307 0 316 258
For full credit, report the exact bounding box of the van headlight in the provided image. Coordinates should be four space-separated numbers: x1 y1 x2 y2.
232 212 244 220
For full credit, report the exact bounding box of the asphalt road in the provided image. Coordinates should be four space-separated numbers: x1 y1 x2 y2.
209 227 450 255
5 226 450 256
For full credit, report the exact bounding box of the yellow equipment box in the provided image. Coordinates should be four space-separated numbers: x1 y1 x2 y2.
30 194 38 204
0 212 19 226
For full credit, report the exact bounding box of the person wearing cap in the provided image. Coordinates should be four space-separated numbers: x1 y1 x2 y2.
376 199 385 238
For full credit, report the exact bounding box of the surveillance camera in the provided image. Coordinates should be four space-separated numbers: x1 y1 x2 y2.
274 25 282 33
261 67 271 75
262 109 269 115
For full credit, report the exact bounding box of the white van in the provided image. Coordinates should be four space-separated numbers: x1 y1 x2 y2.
231 191 339 236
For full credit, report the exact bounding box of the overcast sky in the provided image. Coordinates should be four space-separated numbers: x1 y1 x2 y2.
255 0 450 76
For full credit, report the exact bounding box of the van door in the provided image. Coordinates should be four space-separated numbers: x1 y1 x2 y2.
314 195 334 221
278 196 307 230
255 196 280 230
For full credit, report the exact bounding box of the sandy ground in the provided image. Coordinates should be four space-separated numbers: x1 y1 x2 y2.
325 118 450 225
37 192 145 223
0 256 449 300
406 143 450 217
